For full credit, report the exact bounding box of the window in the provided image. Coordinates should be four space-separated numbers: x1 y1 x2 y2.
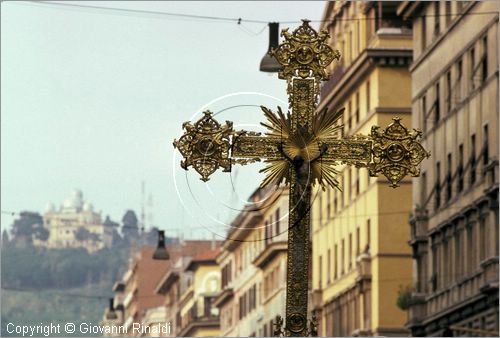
355 168 360 195
275 209 280 236
341 175 345 207
479 217 486 261
457 58 463 101
355 92 360 123
421 15 427 51
349 233 353 269
455 226 462 279
319 255 323 288
433 1 440 38
445 1 451 27
466 225 473 273
431 241 438 291
443 238 449 285
356 227 360 256
366 81 371 113
435 83 440 123
422 94 427 132
470 47 476 90
470 134 476 185
264 221 269 245
327 188 331 218
349 30 353 63
482 36 488 83
435 161 441 210
357 20 361 54
334 244 338 279
458 144 464 192
341 239 345 274
348 169 352 201
366 219 371 252
421 172 427 205
327 249 331 284
446 154 452 202
446 71 452 113
483 124 489 168
334 189 338 213
348 100 352 130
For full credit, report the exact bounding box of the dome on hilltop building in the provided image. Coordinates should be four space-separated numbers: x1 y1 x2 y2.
62 189 84 211
45 202 56 213
83 202 94 212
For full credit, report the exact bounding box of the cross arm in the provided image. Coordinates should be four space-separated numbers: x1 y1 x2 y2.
316 118 430 188
319 137 373 167
173 110 285 182
231 133 283 164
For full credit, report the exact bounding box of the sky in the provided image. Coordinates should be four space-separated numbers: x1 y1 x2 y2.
1 1 326 239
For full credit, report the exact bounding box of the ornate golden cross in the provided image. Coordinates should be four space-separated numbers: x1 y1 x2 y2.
173 20 429 336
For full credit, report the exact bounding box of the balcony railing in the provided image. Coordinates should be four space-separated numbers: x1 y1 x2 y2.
184 296 219 326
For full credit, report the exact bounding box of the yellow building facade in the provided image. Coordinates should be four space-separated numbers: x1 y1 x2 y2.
311 2 414 336
178 250 221 337
36 189 114 253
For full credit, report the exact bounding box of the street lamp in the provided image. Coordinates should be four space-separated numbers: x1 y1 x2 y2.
106 298 118 320
152 230 169 260
259 22 281 73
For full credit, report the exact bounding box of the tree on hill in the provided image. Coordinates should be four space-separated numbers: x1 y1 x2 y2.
75 227 91 242
122 210 139 241
33 227 49 241
10 211 43 246
2 229 10 248
142 226 159 245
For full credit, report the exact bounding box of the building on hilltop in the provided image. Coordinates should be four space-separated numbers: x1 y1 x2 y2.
33 189 115 253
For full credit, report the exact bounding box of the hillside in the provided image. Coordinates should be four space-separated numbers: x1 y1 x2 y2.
1 244 130 336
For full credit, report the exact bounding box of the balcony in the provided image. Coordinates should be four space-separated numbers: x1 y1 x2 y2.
424 258 498 320
178 296 219 336
368 27 412 49
252 240 287 269
356 253 371 280
213 288 234 309
406 293 427 328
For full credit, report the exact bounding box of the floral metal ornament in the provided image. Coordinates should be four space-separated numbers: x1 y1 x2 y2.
173 111 233 181
272 19 341 102
272 19 340 82
369 117 430 187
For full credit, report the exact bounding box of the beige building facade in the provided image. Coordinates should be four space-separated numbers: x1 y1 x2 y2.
36 189 114 253
397 1 499 336
214 187 288 337
312 1 414 336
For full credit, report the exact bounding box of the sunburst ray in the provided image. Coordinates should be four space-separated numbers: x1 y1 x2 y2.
257 105 344 190
313 107 344 140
